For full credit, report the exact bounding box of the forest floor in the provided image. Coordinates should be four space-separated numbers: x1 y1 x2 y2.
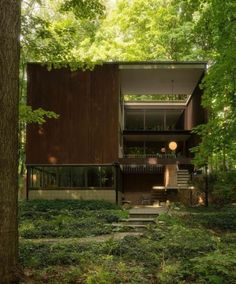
19 200 236 284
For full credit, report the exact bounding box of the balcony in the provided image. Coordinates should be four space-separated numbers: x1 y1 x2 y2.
119 153 192 166
122 164 164 174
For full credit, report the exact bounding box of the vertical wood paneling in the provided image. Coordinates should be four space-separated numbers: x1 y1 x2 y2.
26 63 119 165
185 83 206 130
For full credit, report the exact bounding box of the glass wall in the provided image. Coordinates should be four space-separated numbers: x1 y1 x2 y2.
28 166 114 189
125 109 184 131
125 110 144 130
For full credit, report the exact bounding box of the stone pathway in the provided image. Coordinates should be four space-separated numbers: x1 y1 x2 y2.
112 205 167 231
20 232 143 244
129 205 167 215
21 206 167 245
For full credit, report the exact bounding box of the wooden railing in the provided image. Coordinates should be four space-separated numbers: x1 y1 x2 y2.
119 156 192 166
122 164 164 174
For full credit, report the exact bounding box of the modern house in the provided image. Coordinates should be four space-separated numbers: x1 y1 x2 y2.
26 61 207 204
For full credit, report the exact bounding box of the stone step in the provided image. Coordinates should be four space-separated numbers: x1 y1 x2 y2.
177 176 190 179
112 223 147 231
129 213 159 219
120 218 156 225
177 174 190 177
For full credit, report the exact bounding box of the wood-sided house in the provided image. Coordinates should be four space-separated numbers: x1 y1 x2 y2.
26 61 207 204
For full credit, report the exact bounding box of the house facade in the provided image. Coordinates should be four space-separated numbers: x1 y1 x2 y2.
26 62 207 204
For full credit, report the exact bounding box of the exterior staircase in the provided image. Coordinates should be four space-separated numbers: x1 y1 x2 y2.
112 207 163 232
177 169 191 188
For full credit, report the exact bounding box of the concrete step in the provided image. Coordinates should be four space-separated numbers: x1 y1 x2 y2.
129 213 159 219
177 177 190 180
120 218 156 225
112 223 147 231
177 177 190 179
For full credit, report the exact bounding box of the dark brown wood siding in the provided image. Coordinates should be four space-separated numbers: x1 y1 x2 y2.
184 83 206 130
123 173 164 204
26 64 119 164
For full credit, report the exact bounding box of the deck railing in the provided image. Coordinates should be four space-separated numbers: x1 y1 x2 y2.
122 164 164 174
123 153 178 159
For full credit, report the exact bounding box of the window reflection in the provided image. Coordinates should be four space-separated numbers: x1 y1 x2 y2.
28 166 114 189
87 167 100 187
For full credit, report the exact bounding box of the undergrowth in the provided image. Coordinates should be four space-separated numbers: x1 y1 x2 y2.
19 200 236 283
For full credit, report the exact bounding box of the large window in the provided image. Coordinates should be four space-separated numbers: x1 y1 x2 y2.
28 166 114 189
125 109 184 131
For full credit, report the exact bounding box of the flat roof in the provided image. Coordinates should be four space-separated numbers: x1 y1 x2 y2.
28 61 207 97
28 61 208 67
118 61 207 69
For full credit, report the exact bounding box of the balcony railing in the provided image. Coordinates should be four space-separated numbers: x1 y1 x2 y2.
119 154 192 166
123 153 178 159
124 126 183 131
122 164 164 174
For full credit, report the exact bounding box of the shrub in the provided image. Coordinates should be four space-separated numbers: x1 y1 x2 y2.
192 170 236 205
185 207 236 231
190 249 236 284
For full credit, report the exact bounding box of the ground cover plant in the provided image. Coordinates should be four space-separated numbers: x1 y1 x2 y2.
19 200 236 283
19 200 128 238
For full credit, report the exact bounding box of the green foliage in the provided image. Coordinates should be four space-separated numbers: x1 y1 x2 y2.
191 250 236 284
124 93 188 102
19 206 236 283
19 200 127 238
211 171 236 205
19 199 121 211
87 0 200 61
19 105 59 124
191 0 236 170
182 208 236 231
192 171 236 205
60 0 105 20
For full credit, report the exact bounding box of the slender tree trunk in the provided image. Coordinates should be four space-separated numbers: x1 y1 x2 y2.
0 1 21 283
222 144 226 171
205 164 209 207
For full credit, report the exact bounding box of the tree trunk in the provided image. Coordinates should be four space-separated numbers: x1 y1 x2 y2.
0 1 21 283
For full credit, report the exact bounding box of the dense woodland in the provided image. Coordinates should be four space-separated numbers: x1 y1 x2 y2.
0 0 236 283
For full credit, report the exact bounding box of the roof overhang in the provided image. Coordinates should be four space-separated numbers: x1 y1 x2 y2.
119 62 206 96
